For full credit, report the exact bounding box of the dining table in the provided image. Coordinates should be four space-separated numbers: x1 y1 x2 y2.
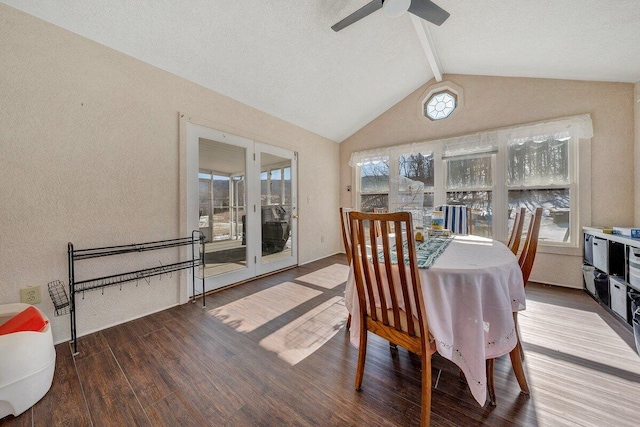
344 234 527 406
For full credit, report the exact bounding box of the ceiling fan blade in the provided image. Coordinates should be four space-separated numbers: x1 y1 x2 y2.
331 1 383 32
408 0 450 26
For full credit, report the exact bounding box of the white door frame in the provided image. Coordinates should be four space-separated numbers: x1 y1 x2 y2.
184 121 298 297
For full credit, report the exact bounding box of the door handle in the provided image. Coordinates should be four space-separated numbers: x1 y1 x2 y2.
292 215 299 219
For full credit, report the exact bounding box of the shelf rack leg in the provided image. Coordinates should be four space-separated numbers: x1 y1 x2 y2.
68 242 79 355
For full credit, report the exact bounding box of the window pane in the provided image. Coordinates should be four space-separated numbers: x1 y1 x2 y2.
507 137 569 186
360 194 389 213
446 155 492 189
446 191 492 237
399 152 434 188
508 189 570 243
360 157 389 193
420 193 435 230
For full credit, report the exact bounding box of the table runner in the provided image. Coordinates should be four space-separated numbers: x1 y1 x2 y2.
378 236 453 269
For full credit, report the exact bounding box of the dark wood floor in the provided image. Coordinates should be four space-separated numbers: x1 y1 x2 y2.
2 254 640 426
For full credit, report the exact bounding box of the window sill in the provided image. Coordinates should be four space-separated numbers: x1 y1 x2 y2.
537 244 582 257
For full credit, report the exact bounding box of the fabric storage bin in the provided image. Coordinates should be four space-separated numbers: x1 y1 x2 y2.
594 272 609 305
609 277 627 322
629 248 640 288
592 237 608 273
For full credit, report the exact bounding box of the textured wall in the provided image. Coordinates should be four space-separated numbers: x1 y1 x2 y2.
340 74 635 288
0 4 341 343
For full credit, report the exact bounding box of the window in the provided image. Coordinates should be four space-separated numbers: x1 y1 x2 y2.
425 90 457 120
445 154 494 237
351 115 591 247
507 136 572 243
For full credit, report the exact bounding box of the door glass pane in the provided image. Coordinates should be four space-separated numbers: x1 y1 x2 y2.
508 189 570 243
212 175 230 241
199 138 247 278
261 154 292 265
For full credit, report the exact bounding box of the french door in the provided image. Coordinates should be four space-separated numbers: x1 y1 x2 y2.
186 123 298 295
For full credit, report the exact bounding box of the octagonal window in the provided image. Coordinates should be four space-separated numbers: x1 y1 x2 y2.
424 90 457 121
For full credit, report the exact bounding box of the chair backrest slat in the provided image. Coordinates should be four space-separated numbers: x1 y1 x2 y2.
339 207 353 264
519 207 543 285
507 207 526 255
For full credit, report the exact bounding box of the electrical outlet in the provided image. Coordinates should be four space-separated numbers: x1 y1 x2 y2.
321 235 325 243
20 285 41 304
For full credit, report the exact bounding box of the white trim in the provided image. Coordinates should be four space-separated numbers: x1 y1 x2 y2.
349 114 593 167
410 14 443 82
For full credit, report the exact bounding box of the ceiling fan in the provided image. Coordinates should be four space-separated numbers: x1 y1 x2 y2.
331 0 450 32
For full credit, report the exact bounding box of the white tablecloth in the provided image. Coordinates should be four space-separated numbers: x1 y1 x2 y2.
345 235 526 406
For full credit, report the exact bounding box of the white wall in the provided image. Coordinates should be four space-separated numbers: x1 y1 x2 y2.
340 74 635 288
0 4 342 343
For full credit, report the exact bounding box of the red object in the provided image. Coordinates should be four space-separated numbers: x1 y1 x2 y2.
0 306 49 335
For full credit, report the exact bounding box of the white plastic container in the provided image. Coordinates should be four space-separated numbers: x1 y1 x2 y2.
609 277 628 322
0 303 56 418
592 237 608 273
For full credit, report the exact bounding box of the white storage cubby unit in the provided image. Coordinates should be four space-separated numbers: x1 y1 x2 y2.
583 227 639 329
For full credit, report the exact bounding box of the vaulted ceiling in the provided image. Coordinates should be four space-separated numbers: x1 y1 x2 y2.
4 0 640 142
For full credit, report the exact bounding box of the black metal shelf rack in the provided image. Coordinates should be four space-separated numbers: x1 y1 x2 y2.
48 230 205 355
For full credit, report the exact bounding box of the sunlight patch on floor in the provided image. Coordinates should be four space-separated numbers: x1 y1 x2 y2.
208 282 321 332
259 296 347 365
295 263 350 289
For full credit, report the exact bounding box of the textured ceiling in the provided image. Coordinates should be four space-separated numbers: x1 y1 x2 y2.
3 0 640 142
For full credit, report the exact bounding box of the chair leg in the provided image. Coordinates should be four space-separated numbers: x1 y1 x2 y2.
421 353 432 427
355 330 368 391
514 312 524 361
509 340 530 395
346 313 351 330
486 359 496 406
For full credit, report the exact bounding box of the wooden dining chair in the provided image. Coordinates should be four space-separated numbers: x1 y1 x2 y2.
486 207 542 405
340 207 353 330
349 211 436 427
507 207 526 255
